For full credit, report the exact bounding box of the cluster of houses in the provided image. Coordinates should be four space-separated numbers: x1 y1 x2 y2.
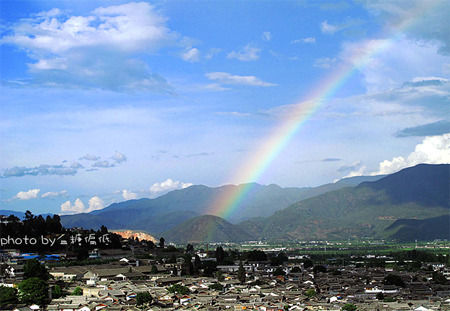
2 246 449 311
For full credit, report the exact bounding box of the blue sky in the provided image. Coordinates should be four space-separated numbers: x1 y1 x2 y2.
1 0 449 215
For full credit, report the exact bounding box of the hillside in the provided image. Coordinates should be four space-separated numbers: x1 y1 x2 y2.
163 215 254 243
243 164 449 241
385 215 450 241
61 176 384 234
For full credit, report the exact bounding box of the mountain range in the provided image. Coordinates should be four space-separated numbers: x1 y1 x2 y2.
60 174 383 233
55 164 450 242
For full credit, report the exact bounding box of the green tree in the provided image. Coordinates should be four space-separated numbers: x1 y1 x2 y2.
215 270 224 282
0 286 18 305
18 277 49 306
186 244 194 253
215 246 226 264
159 237 165 248
167 284 190 295
136 292 152 306
432 271 448 285
208 283 224 291
23 259 49 280
237 261 246 284
342 303 357 311
273 267 285 276
72 287 83 295
303 259 313 269
384 274 405 287
305 288 316 298
376 292 384 300
52 285 62 299
151 265 158 274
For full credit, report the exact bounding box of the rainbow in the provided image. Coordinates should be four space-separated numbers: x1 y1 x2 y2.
207 1 442 221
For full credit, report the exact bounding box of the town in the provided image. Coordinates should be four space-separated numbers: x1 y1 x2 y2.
1 232 449 311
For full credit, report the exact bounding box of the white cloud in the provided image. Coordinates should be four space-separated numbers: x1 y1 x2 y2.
292 37 316 44
149 178 192 195
92 160 114 168
205 48 221 59
41 190 67 198
372 134 450 175
112 151 127 164
79 154 100 161
2 2 172 54
181 47 200 62
341 165 368 180
122 189 137 200
60 198 86 214
340 38 450 92
1 2 175 92
60 196 105 214
15 189 40 200
313 57 337 69
227 44 261 61
320 21 340 34
361 0 450 55
88 196 105 212
262 32 272 41
206 72 276 87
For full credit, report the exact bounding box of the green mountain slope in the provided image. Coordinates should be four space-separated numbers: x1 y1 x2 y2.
385 215 450 241
243 164 449 241
163 215 254 243
61 177 383 234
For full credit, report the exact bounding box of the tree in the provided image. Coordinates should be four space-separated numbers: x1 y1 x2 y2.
209 283 224 291
432 271 448 285
238 261 246 284
290 266 301 273
167 284 190 295
384 274 405 287
215 270 224 282
186 244 194 253
159 237 165 248
136 292 152 306
305 288 316 298
273 267 285 276
151 265 158 274
52 285 62 299
18 277 49 306
313 265 327 274
72 287 83 295
247 250 267 261
341 303 357 311
193 255 201 275
0 286 18 305
376 292 384 300
76 248 89 261
303 259 313 269
23 259 49 280
215 246 226 264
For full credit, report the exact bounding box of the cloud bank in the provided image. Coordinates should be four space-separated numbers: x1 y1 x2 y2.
1 2 175 92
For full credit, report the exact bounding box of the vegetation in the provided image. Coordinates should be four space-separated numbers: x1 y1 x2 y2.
0 286 18 306
342 303 357 311
72 287 83 295
305 288 316 298
273 267 285 276
208 283 224 291
238 261 246 284
24 259 50 280
52 285 63 299
384 274 405 287
136 292 152 306
167 284 190 295
18 277 49 306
